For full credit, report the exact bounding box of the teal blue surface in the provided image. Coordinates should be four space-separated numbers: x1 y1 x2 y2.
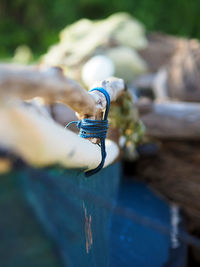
23 163 121 267
110 179 187 267
0 170 61 267
0 163 186 267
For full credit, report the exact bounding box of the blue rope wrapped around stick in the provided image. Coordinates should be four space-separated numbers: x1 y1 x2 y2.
66 87 111 177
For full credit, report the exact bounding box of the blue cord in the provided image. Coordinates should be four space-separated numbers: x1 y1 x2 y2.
65 87 110 177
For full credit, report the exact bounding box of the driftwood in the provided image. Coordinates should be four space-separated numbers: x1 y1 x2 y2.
0 64 125 119
135 99 200 228
133 33 200 264
137 99 200 140
0 63 126 170
139 33 200 102
166 39 200 102
135 95 200 264
0 64 95 118
0 102 119 170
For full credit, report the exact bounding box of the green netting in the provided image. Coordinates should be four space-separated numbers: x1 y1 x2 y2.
0 163 121 267
0 170 61 267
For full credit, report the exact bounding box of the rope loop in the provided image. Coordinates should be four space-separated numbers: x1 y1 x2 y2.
65 87 111 177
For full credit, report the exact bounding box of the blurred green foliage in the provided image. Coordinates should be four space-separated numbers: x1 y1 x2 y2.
0 0 200 58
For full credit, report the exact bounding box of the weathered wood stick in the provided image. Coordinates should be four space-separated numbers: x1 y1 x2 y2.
0 64 95 117
138 99 200 139
0 64 125 119
0 63 125 169
0 102 119 169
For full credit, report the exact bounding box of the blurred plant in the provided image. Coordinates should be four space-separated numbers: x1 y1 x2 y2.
42 13 147 85
13 45 33 64
109 90 145 159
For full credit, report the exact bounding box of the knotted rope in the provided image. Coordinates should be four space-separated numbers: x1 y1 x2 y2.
66 87 110 177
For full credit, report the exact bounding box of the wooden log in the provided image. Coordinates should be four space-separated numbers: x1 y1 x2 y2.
138 99 200 140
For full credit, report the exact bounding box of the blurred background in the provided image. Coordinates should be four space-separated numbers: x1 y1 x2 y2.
1 0 200 60
1 1 200 267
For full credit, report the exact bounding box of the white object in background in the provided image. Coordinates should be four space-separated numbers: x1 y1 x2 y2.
81 55 115 87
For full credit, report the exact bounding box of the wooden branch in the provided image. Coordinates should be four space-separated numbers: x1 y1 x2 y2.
0 64 125 119
0 102 119 170
138 99 200 139
0 64 95 117
0 63 125 169
87 77 125 120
